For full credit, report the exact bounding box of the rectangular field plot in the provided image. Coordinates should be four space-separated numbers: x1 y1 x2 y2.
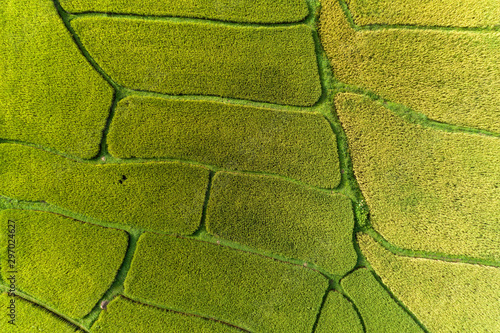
0 144 210 234
108 96 340 188
206 172 357 275
60 0 309 23
71 18 322 106
334 93 500 261
124 233 328 332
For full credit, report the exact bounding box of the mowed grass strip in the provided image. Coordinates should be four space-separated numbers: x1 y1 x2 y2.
124 233 328 333
335 93 500 261
91 296 241 333
71 18 321 106
108 96 340 188
358 233 500 333
0 0 113 159
341 268 424 333
60 0 308 24
315 291 363 333
0 144 209 234
0 293 81 332
319 0 500 133
0 210 128 319
346 0 500 28
206 172 357 275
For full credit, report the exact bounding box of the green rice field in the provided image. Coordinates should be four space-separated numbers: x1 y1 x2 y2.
0 0 498 331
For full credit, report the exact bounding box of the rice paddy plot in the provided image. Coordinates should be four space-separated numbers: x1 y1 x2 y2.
319 0 500 133
315 291 363 333
341 268 424 333
60 0 309 24
91 296 241 333
108 96 340 188
346 0 500 28
0 144 210 234
124 233 328 333
335 93 500 261
0 210 128 318
0 293 81 332
359 233 500 332
0 0 114 158
206 172 357 275
71 17 322 106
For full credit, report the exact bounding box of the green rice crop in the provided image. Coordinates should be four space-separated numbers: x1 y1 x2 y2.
335 93 500 261
60 0 309 24
0 0 113 159
0 293 81 332
359 233 500 332
124 233 328 332
341 268 423 333
0 210 128 318
91 296 240 333
206 172 357 275
0 144 210 234
71 18 322 106
108 96 340 188
346 0 500 27
315 291 363 333
319 0 500 133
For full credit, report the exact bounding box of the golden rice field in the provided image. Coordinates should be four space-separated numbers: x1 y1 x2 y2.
0 0 498 332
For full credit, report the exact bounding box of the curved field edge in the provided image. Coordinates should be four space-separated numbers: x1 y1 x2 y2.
70 17 322 107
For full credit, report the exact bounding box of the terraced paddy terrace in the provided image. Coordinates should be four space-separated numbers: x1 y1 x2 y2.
0 0 498 331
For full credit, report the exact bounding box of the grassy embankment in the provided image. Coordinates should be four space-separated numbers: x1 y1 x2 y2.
341 268 424 333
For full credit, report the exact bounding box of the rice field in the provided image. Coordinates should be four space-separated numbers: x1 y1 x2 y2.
358 233 500 332
320 0 500 133
71 17 322 106
108 96 341 188
346 0 500 27
1 0 498 331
